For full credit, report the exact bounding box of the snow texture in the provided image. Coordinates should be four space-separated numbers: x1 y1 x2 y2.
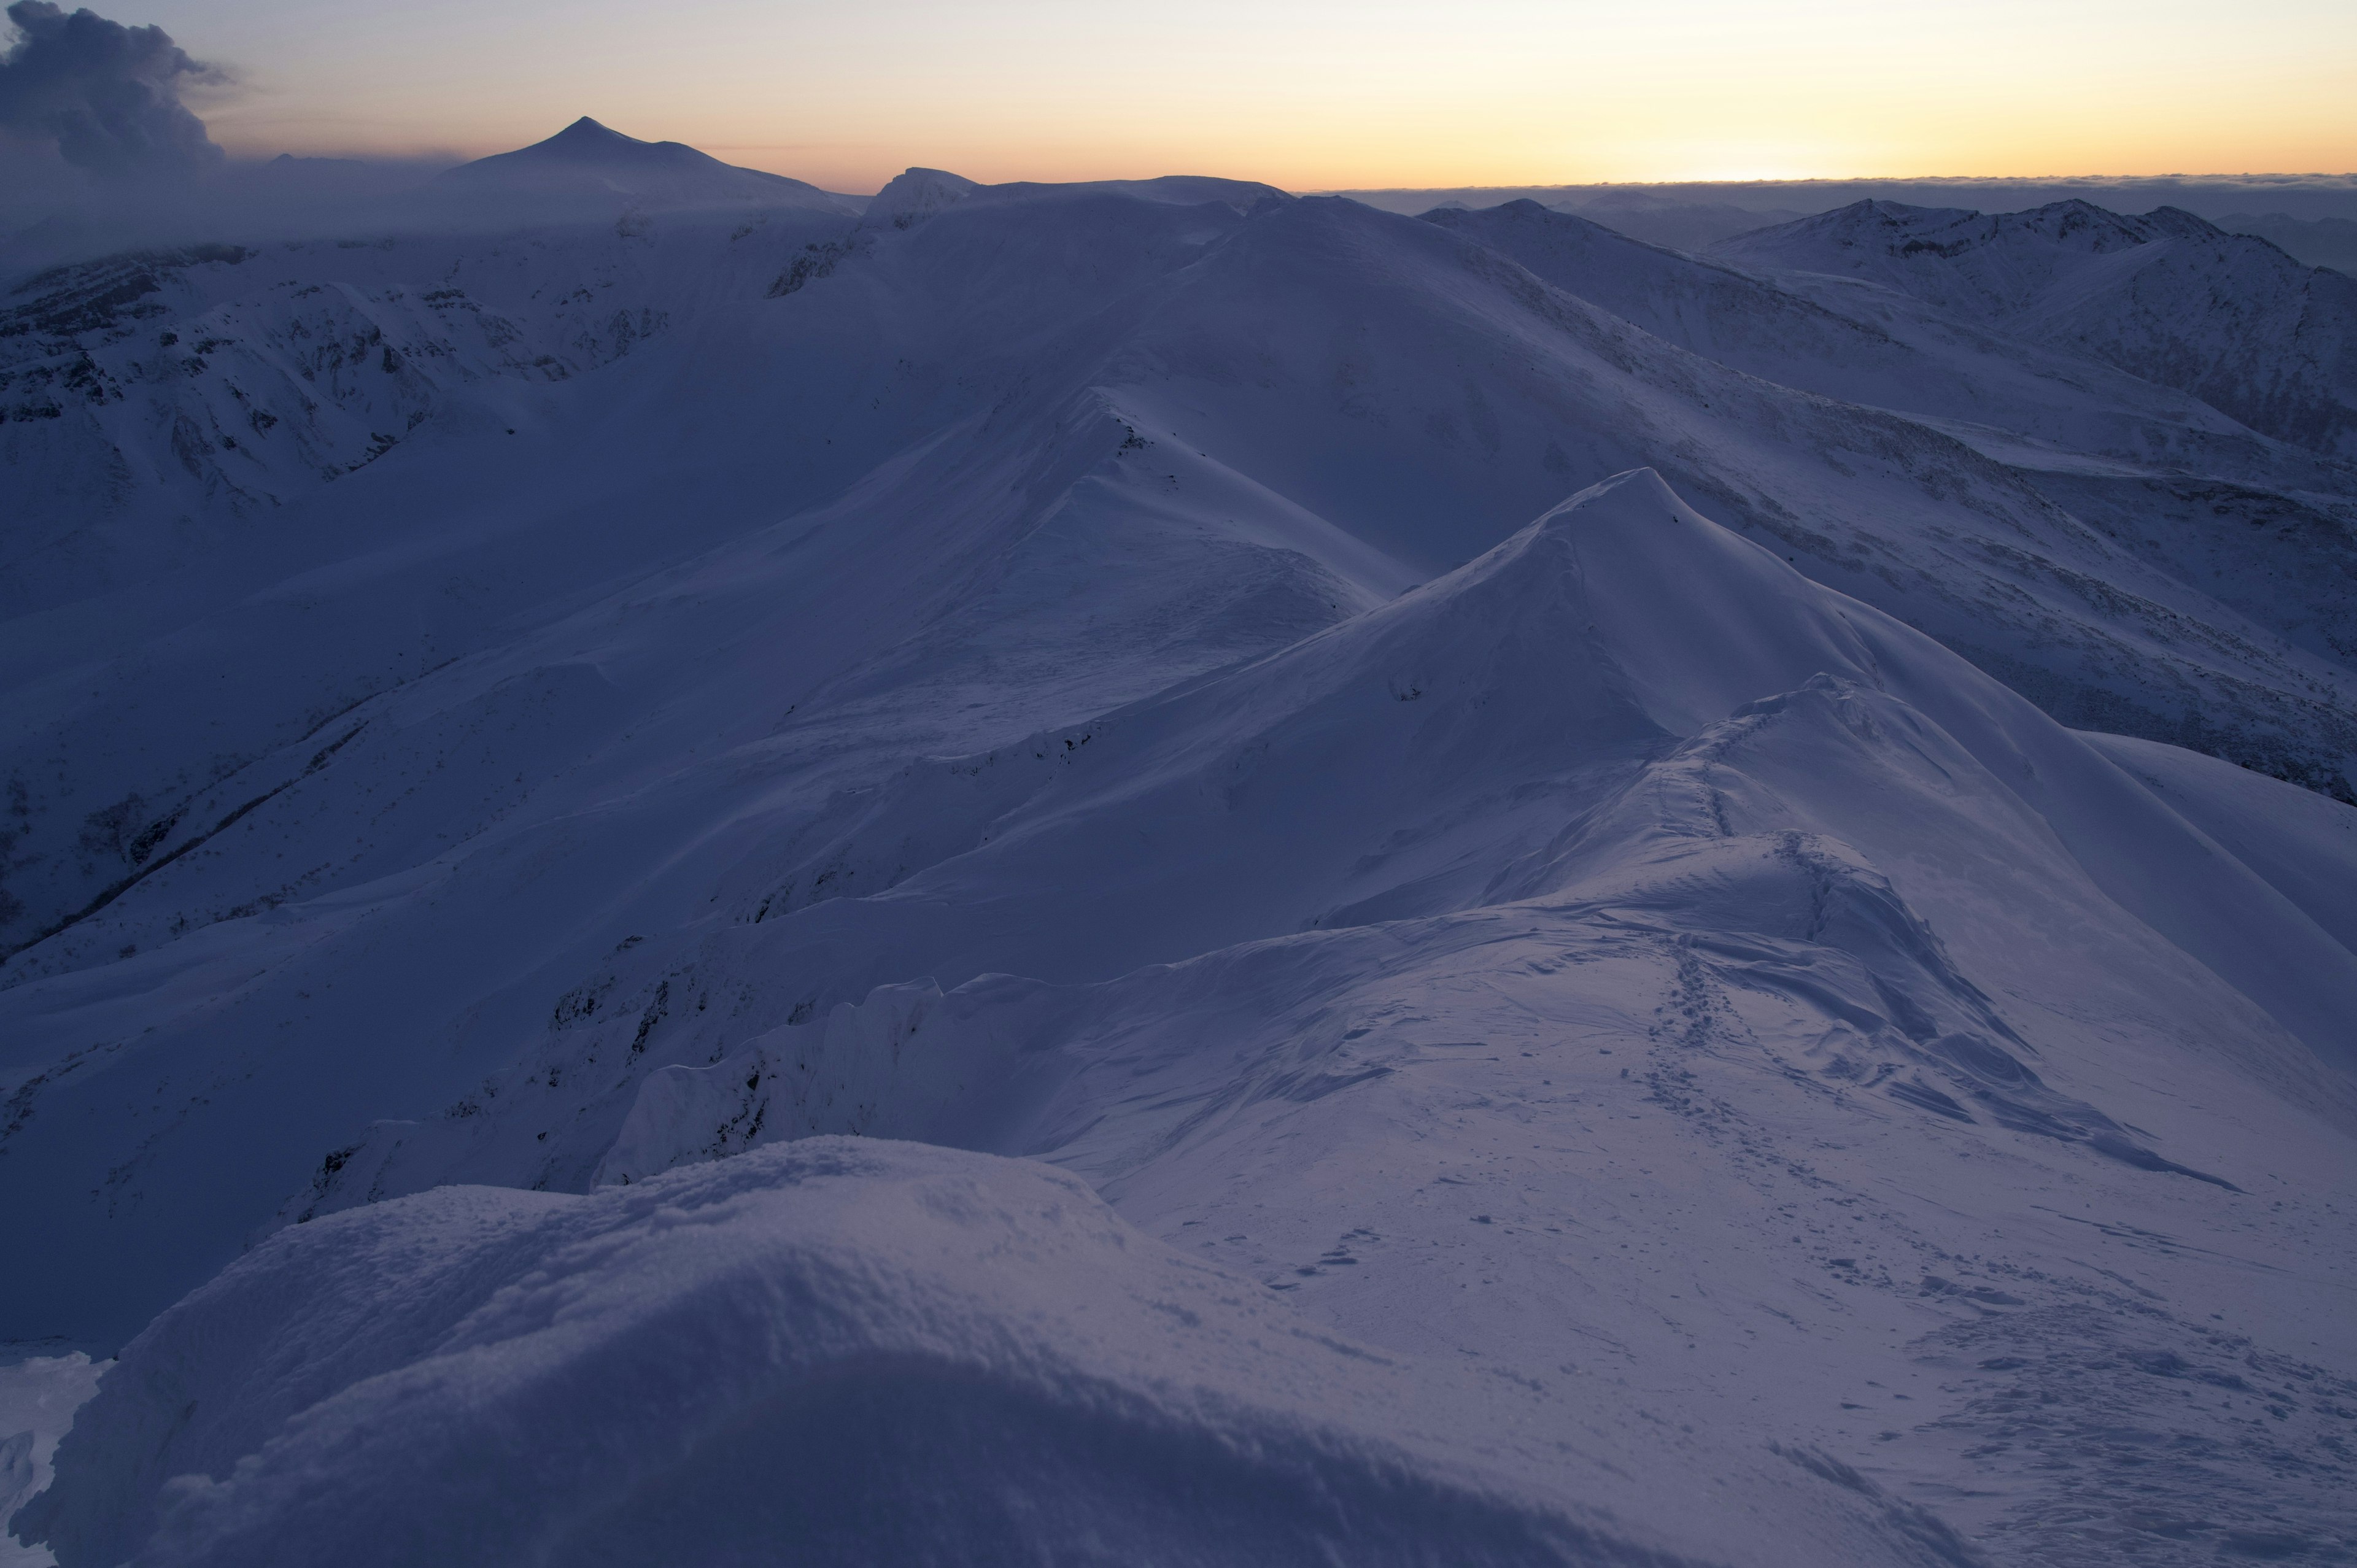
4 136 2357 1566
0 1354 98 1568
21 1138 1996 1568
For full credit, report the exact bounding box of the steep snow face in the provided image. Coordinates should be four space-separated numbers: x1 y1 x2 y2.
1425 201 2320 483
0 187 861 617
1098 196 2357 794
0 1354 97 1568
858 166 978 230
1713 199 2357 460
1438 198 2357 740
21 1140 1978 1568
0 221 797 553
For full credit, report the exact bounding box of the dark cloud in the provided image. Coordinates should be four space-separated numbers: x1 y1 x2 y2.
0 1 222 181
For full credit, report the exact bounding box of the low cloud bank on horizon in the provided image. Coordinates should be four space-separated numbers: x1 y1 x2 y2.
6 0 2355 193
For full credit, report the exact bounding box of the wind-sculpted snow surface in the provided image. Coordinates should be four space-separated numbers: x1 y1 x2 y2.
20 1140 1975 1568
4 149 2357 1567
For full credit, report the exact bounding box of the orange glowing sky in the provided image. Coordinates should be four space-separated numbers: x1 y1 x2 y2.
124 0 2357 192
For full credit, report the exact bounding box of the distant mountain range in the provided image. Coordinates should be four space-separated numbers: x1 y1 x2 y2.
1339 174 2357 223
1710 198 2357 460
1344 176 2357 268
438 116 859 215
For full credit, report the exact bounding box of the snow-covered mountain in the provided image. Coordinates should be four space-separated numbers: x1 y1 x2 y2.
1712 199 2357 461
2221 212 2357 274
1430 199 2357 698
4 144 2356 1567
438 116 859 214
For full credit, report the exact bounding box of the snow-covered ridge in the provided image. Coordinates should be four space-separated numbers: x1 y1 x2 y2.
287 468 2356 1212
4 137 2357 1566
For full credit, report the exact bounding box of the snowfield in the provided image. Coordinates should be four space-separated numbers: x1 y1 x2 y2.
20 1139 1984 1568
3 126 2355 1566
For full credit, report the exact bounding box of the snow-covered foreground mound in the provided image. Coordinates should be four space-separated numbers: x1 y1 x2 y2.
20 1139 1971 1568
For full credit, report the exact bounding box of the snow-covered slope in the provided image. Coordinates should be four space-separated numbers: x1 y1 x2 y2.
1434 199 2357 725
1426 201 2321 481
0 218 792 550
859 166 978 230
1712 199 2357 460
22 1138 1982 1568
5 150 2357 1567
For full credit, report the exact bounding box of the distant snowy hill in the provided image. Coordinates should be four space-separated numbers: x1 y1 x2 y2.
438 116 859 215
1562 191 1812 252
2220 212 2357 274
1712 199 2357 460
4 149 2357 1567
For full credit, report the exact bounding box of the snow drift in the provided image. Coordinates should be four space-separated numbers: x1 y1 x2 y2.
18 1138 1973 1568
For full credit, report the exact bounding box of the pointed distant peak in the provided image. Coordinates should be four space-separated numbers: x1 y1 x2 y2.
1536 466 1687 530
520 117 668 159
551 117 638 146
450 115 726 177
433 119 855 212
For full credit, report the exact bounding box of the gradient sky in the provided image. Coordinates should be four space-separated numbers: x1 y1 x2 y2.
110 0 2357 192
